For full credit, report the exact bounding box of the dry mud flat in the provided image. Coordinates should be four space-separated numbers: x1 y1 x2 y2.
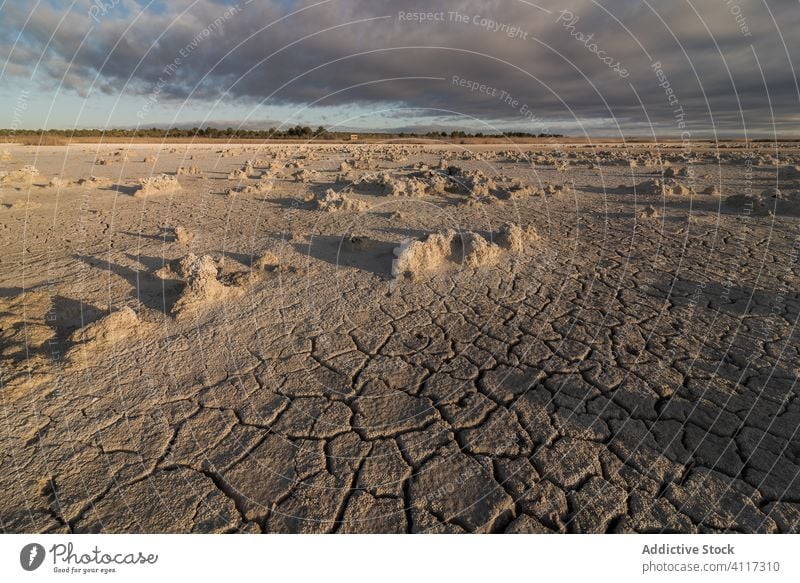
1 142 799 533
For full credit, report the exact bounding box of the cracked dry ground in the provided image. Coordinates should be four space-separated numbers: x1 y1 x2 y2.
2 145 800 533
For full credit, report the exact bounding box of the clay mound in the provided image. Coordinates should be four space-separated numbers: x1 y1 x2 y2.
389 177 428 198
636 178 693 196
134 174 181 197
48 176 74 188
69 307 140 348
177 165 202 176
636 179 664 195
227 168 248 180
762 187 787 200
760 187 800 206
2 200 42 211
638 205 660 220
448 168 496 197
315 189 369 212
293 169 315 182
77 175 112 187
153 260 180 281
668 180 693 195
499 181 540 200
392 230 457 278
544 182 573 196
702 185 721 196
352 172 393 194
232 180 273 195
392 222 537 279
253 250 280 271
463 232 502 267
426 173 448 195
724 193 771 216
0 290 54 362
461 193 500 207
554 159 569 173
779 165 800 179
335 171 359 184
143 156 157 163
172 254 243 319
0 165 39 184
663 166 693 178
642 157 669 169
175 226 193 244
496 222 538 253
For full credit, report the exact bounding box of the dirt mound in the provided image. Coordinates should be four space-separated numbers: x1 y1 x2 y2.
426 173 448 195
293 169 315 182
253 250 280 271
636 178 693 196
638 205 660 220
353 173 394 194
172 254 243 319
496 222 538 253
69 307 140 348
175 225 193 244
315 189 369 212
65 307 146 367
227 167 248 180
0 165 39 184
388 177 428 198
2 200 42 211
448 168 496 197
498 181 540 200
543 182 573 196
177 165 202 176
392 230 457 278
48 176 75 188
762 187 788 200
724 193 771 216
134 174 181 197
663 166 693 178
0 291 54 363
77 175 112 187
463 232 502 267
392 225 528 277
229 179 273 196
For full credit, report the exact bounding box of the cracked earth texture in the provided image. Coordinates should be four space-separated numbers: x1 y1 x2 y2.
1 142 799 533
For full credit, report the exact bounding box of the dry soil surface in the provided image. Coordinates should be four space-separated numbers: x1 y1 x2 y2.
1 141 799 533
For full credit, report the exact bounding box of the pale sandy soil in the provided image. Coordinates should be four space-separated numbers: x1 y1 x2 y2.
1 142 799 533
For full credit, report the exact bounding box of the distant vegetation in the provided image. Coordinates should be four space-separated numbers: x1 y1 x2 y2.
0 126 561 143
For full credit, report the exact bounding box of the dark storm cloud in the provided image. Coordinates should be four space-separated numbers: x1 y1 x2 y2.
1 0 798 134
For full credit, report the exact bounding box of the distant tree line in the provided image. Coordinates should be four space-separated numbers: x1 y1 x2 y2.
418 130 561 138
0 126 562 140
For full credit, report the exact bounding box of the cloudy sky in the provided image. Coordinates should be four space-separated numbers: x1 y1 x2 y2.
1 0 798 136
